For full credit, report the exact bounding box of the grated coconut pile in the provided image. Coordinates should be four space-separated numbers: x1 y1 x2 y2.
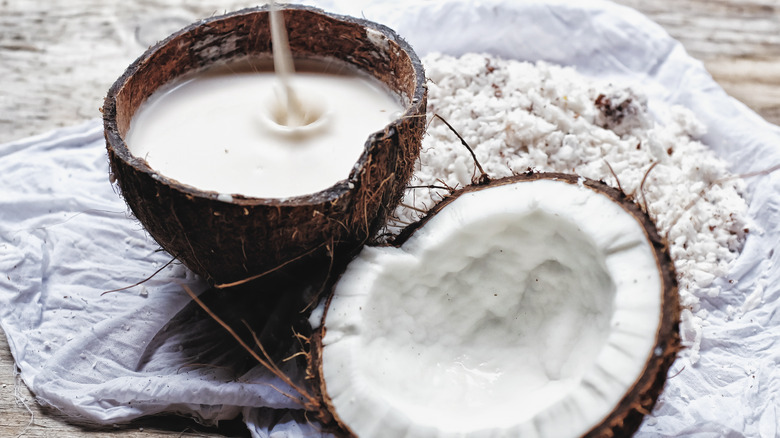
390 53 750 363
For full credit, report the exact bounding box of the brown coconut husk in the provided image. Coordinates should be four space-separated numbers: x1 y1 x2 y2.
103 5 426 286
310 172 681 438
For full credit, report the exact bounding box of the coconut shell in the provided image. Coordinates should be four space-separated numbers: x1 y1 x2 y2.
313 172 681 438
103 5 426 286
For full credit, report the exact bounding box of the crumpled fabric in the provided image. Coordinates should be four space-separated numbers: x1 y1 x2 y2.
1 0 779 436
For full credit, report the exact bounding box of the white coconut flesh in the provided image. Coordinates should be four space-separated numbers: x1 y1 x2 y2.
319 178 664 437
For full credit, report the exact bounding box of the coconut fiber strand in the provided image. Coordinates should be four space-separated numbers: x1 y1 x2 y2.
2 1 780 436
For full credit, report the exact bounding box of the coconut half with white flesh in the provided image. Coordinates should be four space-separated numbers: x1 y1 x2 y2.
314 172 680 437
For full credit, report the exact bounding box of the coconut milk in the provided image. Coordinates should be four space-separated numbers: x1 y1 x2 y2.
268 1 307 127
125 59 402 199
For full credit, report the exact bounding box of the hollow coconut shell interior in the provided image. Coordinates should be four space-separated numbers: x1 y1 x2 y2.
103 5 426 286
311 173 681 438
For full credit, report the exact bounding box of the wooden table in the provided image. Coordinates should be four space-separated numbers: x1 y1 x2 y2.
1 0 778 436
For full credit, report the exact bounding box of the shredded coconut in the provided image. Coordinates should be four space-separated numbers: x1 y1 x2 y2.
390 53 750 361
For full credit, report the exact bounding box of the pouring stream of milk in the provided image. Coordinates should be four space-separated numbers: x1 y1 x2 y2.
269 1 312 127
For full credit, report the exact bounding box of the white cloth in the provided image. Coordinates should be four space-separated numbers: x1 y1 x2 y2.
2 0 779 436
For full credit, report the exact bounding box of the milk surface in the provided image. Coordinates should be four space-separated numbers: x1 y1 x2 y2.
125 60 402 199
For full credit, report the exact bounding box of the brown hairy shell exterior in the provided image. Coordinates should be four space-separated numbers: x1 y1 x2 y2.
103 5 426 286
313 172 681 438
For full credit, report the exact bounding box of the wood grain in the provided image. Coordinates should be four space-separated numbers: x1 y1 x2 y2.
616 0 780 125
1 0 778 436
1 0 779 144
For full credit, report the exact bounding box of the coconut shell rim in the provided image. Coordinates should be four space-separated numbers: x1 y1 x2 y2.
313 172 681 437
102 4 427 208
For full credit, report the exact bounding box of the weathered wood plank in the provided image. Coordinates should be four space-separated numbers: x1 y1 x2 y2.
1 0 779 144
616 0 780 125
1 0 778 436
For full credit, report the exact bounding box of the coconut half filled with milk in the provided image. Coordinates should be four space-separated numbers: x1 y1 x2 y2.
124 58 404 200
312 173 680 437
103 5 427 285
